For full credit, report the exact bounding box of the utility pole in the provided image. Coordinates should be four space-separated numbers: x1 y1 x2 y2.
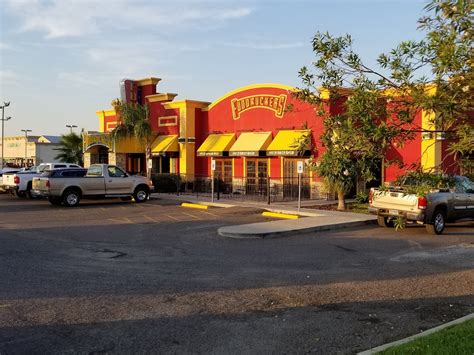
21 129 32 167
66 124 78 134
1 101 11 169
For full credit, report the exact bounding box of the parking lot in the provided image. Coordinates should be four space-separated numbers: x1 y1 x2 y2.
0 193 473 354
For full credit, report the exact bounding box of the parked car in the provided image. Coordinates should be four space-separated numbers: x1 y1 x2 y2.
369 175 474 234
32 164 154 207
2 163 82 198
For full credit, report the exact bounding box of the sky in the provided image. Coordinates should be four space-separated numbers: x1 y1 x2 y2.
1 0 428 136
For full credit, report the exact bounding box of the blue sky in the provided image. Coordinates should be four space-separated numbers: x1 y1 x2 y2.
1 0 427 136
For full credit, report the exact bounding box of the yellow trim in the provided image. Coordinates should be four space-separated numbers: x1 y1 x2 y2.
105 121 118 131
96 109 116 117
181 202 209 210
262 211 299 219
158 115 178 127
164 99 211 110
267 130 311 156
151 135 179 154
421 109 441 172
134 77 161 86
197 133 236 156
114 137 145 154
207 83 295 110
146 93 178 103
229 132 272 156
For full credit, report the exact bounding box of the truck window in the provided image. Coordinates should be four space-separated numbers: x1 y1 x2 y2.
87 166 103 177
107 166 126 178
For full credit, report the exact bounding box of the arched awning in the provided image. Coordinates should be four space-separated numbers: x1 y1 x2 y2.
84 142 110 152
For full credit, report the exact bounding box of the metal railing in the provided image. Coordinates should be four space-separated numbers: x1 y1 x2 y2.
151 173 328 203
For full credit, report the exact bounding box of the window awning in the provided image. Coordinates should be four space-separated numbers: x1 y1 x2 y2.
197 133 236 157
266 130 311 156
151 135 178 156
229 132 272 157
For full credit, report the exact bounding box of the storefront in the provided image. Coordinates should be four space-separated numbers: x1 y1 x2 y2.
83 76 461 199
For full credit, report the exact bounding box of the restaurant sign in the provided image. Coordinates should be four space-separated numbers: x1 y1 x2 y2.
231 94 287 120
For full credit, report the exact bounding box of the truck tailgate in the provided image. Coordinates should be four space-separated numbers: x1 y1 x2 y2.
32 177 49 191
3 173 16 187
372 190 418 211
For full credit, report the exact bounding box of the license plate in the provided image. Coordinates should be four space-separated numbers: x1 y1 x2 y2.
389 209 399 215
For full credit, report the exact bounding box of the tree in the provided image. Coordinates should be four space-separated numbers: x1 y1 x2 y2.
295 0 473 210
110 101 154 178
54 132 83 165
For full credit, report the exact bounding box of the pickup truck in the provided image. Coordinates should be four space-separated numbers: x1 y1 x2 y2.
32 164 154 207
369 175 474 234
3 163 82 198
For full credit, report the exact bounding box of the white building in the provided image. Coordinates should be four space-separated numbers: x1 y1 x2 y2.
0 135 62 167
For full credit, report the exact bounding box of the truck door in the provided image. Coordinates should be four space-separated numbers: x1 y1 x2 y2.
453 177 472 219
105 166 134 194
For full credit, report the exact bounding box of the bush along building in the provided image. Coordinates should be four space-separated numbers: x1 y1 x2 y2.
82 77 462 201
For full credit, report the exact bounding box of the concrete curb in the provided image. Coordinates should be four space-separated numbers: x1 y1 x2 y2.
218 219 376 239
357 313 474 354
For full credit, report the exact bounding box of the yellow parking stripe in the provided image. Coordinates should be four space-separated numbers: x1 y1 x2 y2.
181 203 209 210
262 211 299 219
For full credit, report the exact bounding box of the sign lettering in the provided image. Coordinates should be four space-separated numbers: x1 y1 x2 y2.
231 94 287 120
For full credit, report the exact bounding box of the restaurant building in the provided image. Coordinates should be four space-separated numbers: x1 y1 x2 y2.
83 77 461 199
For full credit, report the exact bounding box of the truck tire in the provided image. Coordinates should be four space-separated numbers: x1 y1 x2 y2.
14 190 26 198
133 185 149 203
62 188 81 207
377 216 394 228
48 196 62 206
426 209 446 235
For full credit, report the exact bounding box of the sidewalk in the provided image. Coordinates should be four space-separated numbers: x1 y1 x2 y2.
151 193 376 239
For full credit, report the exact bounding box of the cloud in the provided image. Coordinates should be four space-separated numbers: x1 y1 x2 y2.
4 0 253 39
222 41 306 50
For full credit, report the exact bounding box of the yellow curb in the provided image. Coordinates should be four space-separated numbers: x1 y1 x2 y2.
181 202 209 210
262 211 299 219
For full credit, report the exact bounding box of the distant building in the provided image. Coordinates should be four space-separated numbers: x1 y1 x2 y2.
0 135 62 167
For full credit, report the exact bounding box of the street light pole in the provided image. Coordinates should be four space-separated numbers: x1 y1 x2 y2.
66 124 78 134
1 101 11 169
21 129 32 167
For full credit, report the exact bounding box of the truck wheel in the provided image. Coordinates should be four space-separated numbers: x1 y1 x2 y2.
62 189 81 207
377 216 394 228
133 186 149 203
48 196 62 206
14 190 26 198
426 209 446 235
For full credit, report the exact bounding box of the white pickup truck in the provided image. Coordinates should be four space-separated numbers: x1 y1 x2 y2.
32 164 154 207
369 175 474 234
2 163 81 198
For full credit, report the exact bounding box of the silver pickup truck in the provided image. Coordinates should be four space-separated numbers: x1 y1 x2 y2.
32 164 154 207
369 176 474 234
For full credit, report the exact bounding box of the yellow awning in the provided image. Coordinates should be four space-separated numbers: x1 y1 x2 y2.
266 130 311 156
229 132 272 157
197 133 236 157
151 135 178 155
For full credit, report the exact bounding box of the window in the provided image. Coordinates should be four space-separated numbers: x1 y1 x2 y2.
53 164 67 169
107 166 126 177
87 166 103 177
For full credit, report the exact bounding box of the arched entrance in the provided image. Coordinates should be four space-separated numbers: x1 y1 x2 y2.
85 143 109 165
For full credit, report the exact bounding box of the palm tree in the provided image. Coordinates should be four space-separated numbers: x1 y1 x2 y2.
110 101 154 178
54 132 83 165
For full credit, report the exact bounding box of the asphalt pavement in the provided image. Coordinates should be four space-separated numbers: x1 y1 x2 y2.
0 194 473 354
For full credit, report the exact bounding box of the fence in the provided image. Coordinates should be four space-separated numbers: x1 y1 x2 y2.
151 173 329 204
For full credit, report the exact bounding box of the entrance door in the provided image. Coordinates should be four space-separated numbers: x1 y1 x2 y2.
126 154 145 175
214 159 232 193
246 159 268 195
283 158 310 199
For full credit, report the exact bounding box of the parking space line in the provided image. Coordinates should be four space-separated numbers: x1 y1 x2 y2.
165 214 183 221
181 211 202 220
198 210 221 217
142 215 160 223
